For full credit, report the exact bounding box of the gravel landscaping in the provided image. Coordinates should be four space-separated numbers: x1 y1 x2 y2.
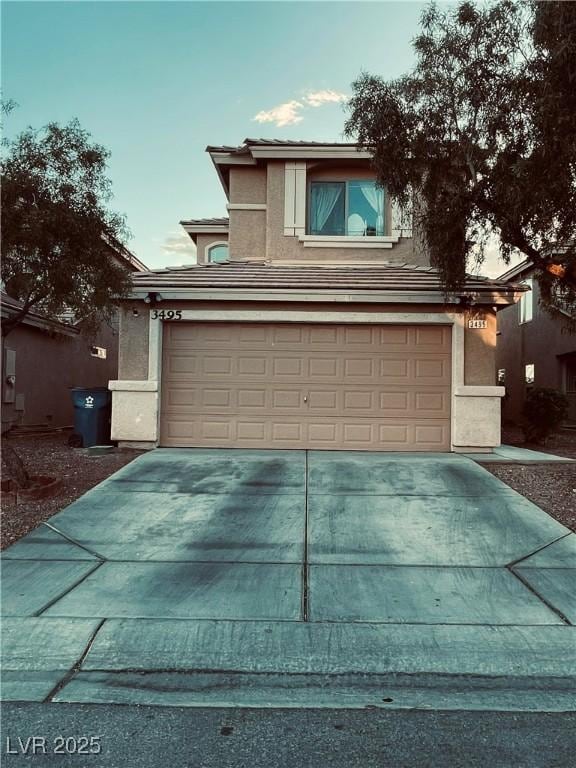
1 434 142 550
483 427 576 533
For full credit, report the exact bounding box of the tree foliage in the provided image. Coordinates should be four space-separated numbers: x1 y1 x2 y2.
344 0 576 321
1 119 132 337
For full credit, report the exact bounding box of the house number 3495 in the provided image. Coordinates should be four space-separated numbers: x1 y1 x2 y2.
151 310 183 320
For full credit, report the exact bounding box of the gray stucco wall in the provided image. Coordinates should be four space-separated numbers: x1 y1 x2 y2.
1 319 119 431
497 276 576 421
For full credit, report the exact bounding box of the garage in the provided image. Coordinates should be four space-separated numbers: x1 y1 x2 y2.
160 321 451 450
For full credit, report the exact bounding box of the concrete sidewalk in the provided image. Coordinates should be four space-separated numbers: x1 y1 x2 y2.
465 444 575 463
2 449 575 711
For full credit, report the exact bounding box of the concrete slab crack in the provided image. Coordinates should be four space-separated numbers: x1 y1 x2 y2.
43 618 106 702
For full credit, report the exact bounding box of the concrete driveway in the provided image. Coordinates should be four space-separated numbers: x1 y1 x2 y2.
2 450 575 711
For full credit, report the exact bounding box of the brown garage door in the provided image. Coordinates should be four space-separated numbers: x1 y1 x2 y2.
160 322 451 450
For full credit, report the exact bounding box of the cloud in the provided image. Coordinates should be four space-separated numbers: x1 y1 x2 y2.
253 100 304 127
468 233 525 278
252 89 348 127
303 89 348 107
161 230 197 264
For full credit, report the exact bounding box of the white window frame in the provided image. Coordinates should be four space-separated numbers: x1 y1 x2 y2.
519 278 533 324
283 162 410 246
307 179 386 238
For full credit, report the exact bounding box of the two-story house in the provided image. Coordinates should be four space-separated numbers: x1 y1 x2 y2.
110 139 525 453
496 260 576 424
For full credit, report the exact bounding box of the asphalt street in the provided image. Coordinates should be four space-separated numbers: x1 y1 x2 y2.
3 703 576 768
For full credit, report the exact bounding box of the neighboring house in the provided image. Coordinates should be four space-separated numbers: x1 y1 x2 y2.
110 138 526 453
496 260 576 423
1 241 147 433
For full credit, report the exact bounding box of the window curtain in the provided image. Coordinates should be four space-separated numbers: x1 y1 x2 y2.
310 183 343 234
358 182 385 235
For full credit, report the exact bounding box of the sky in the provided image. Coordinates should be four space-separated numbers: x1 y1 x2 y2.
2 0 513 275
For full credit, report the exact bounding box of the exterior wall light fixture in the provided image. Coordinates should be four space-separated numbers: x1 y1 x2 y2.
144 292 163 304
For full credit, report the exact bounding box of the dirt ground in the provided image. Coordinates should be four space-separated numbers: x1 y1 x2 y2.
1 434 142 550
1 429 575 550
483 427 576 533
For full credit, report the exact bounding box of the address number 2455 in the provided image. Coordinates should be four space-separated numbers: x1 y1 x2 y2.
151 310 183 320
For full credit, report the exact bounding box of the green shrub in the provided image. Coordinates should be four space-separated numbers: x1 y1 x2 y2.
522 388 569 444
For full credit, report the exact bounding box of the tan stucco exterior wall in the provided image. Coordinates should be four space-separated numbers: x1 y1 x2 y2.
229 167 267 204
225 167 267 261
118 304 149 380
464 310 497 385
229 209 267 262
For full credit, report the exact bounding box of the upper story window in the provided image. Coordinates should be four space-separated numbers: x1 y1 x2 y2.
518 278 533 323
207 244 229 263
308 180 385 236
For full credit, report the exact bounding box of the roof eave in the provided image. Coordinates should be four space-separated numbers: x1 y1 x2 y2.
125 286 520 306
0 303 80 336
497 259 532 282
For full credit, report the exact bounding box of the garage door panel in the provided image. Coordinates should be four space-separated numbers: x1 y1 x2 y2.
272 390 301 409
162 415 451 451
161 322 451 451
163 383 450 420
167 323 449 354
415 326 451 348
415 357 450 382
168 355 198 375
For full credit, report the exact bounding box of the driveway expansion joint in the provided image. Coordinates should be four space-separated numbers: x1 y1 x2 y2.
302 450 310 622
507 567 573 626
33 561 104 617
42 521 108 561
505 532 574 570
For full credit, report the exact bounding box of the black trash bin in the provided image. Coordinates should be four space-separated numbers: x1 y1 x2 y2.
70 387 112 448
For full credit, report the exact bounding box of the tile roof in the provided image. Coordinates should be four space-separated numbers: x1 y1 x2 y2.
180 217 229 227
1 292 80 334
245 138 357 147
131 261 524 295
206 139 358 154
